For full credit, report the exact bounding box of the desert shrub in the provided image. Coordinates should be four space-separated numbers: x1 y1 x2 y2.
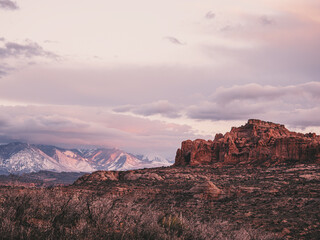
158 214 184 236
0 187 278 240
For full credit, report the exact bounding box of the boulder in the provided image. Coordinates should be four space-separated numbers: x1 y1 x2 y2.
189 181 223 199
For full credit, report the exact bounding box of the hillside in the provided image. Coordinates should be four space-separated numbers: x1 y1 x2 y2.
0 162 319 239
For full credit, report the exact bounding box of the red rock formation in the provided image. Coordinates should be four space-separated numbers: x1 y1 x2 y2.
74 171 119 185
175 119 320 166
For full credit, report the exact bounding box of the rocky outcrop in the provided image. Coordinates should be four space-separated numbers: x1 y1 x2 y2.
189 181 224 199
74 171 119 185
123 172 163 181
175 119 320 166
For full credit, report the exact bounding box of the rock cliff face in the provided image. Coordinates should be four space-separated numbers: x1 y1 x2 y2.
175 119 320 166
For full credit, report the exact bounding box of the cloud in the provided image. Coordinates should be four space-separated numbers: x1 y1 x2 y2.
0 105 201 158
211 83 302 104
186 82 320 128
202 9 320 85
0 65 217 106
205 11 215 20
0 69 6 77
44 40 59 44
0 39 58 77
164 36 185 45
0 40 58 59
0 61 14 76
260 15 274 25
0 0 18 10
0 135 17 143
187 101 264 121
113 100 181 118
0 65 8 78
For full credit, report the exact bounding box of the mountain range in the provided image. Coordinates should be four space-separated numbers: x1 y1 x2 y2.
0 142 172 174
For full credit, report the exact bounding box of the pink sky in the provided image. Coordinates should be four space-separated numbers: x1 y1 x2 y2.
0 0 319 158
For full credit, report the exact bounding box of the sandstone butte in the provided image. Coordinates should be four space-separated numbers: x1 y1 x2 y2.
175 119 320 167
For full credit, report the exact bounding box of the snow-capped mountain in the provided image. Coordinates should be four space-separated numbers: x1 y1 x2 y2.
135 154 173 168
36 145 95 172
76 148 140 171
0 143 64 174
0 142 173 174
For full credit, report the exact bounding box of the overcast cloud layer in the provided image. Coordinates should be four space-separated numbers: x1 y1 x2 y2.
0 0 319 158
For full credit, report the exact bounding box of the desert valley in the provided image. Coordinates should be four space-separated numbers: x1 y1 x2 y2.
0 119 319 239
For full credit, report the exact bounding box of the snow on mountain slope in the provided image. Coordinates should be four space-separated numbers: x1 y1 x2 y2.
0 144 65 173
53 149 95 172
0 142 173 174
103 152 143 171
36 145 94 172
138 154 173 165
79 149 145 171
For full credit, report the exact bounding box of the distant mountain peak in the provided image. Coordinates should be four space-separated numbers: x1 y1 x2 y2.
0 142 173 174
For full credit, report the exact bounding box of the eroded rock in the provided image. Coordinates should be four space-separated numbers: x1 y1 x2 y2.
175 119 320 166
123 172 163 181
189 181 223 199
74 171 118 185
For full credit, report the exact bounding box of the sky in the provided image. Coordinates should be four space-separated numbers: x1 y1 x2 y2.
0 0 320 158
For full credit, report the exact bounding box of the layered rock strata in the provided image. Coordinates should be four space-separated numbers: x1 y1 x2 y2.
175 119 320 166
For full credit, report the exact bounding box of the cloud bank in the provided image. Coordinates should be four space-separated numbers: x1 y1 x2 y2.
187 82 320 128
0 105 201 158
0 0 18 10
113 100 181 118
0 39 58 77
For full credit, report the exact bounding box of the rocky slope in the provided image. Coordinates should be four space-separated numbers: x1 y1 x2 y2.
175 119 320 166
72 164 320 239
